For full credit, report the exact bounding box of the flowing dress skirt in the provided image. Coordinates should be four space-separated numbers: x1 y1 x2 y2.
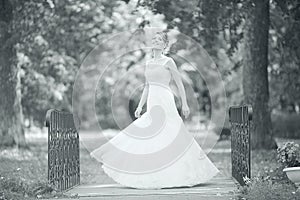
90 83 220 189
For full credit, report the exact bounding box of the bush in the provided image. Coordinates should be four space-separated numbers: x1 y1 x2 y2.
271 112 300 139
239 176 299 200
277 142 300 168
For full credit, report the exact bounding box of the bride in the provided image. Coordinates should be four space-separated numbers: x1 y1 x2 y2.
90 31 220 189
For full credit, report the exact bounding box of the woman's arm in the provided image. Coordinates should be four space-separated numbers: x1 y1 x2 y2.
166 58 190 118
137 81 149 109
166 58 188 106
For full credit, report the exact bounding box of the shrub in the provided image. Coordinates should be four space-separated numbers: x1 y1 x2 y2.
277 142 300 168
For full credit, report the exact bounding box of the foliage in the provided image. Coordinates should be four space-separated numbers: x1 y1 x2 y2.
137 0 248 56
137 0 300 114
0 176 31 200
13 0 119 127
0 176 74 199
13 0 168 129
239 148 299 199
3 0 299 131
272 111 300 139
238 176 299 200
277 142 300 168
0 143 70 199
0 176 59 200
251 149 289 184
269 0 300 112
136 0 250 106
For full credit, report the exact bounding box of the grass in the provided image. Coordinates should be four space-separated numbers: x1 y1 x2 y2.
205 138 300 199
237 149 300 199
0 142 75 200
1 129 299 199
0 132 232 199
0 129 116 199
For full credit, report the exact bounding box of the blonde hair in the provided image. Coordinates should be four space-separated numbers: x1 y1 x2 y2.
156 31 169 49
151 31 169 58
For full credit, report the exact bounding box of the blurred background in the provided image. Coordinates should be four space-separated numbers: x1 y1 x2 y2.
1 0 300 199
1 0 298 146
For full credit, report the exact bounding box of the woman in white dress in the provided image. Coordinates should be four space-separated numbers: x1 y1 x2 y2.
90 31 220 189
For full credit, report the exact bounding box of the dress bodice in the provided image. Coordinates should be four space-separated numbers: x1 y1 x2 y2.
145 56 172 87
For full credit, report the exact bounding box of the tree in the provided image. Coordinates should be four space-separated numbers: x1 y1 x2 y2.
269 0 300 112
0 0 26 147
137 0 278 149
242 0 277 149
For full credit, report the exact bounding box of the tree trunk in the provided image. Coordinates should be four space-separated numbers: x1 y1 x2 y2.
0 0 27 148
242 0 277 149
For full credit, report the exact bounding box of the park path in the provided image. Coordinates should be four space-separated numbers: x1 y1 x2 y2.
58 128 239 200
63 172 239 200
46 134 300 200
34 124 300 200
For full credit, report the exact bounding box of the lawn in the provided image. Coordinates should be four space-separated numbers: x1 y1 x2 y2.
238 146 300 200
0 142 68 200
0 130 299 200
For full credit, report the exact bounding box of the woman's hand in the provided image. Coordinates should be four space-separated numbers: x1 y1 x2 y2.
134 107 142 118
182 103 190 119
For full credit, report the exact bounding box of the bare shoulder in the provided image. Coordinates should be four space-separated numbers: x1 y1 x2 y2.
165 56 176 67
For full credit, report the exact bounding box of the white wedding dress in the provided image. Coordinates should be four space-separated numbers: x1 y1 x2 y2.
90 55 220 189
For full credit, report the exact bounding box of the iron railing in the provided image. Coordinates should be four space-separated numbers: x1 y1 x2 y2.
229 105 252 185
45 109 80 191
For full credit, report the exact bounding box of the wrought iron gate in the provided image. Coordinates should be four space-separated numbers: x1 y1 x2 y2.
45 109 80 191
229 105 252 185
